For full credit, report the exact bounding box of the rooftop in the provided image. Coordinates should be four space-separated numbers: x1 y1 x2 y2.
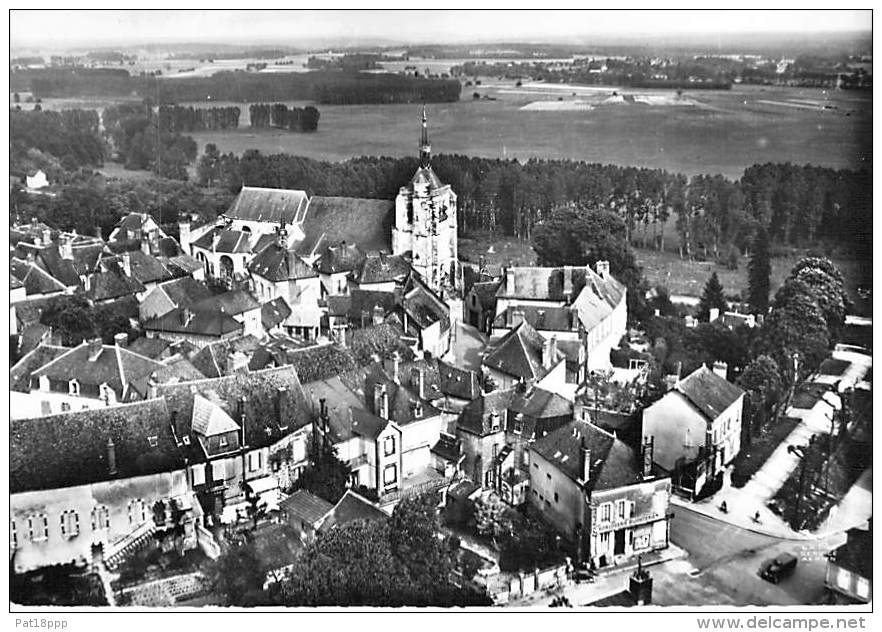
298 196 394 257
225 186 310 225
675 365 745 422
319 490 389 532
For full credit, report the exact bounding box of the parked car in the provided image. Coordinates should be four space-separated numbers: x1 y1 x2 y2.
758 553 798 584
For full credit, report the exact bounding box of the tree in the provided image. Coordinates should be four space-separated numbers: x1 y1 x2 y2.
738 355 783 443
790 257 848 342
207 542 271 606
697 272 726 322
472 493 510 542
389 494 458 587
747 226 771 315
39 295 98 346
292 429 351 504
761 278 830 381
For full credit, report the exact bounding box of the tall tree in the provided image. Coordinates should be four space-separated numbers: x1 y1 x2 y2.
790 257 848 342
747 226 771 315
293 430 351 504
697 272 726 321
738 354 783 444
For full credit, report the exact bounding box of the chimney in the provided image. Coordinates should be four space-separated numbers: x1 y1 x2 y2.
148 375 159 399
181 308 194 327
373 383 389 419
211 233 221 252
140 233 151 255
87 338 103 362
178 221 191 255
391 351 401 384
114 332 128 348
510 309 525 328
417 368 425 399
709 307 720 323
642 436 654 479
596 260 610 279
107 438 117 476
34 236 42 247
275 387 288 428
505 267 515 295
42 228 51 245
542 335 558 370
60 237 74 260
712 360 728 380
121 253 132 278
578 436 590 485
81 274 92 293
379 251 388 269
563 267 573 303
278 224 289 249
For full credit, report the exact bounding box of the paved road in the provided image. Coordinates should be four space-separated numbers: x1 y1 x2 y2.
656 504 844 606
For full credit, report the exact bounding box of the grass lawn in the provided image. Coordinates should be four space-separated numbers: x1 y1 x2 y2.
731 415 802 488
818 358 851 377
791 383 831 410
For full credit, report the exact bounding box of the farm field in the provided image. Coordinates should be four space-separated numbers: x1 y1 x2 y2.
180 82 871 179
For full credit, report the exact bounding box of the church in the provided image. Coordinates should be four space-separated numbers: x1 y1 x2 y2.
184 107 460 299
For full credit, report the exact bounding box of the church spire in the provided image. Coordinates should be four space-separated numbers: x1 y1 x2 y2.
419 105 431 168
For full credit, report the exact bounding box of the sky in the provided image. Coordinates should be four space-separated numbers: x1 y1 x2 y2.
10 9 872 50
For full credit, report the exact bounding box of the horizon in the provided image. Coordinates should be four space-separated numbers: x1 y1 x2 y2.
10 9 872 52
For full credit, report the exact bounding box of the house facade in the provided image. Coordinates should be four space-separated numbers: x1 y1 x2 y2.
641 365 745 498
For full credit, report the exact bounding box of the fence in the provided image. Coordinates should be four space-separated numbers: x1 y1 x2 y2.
480 563 570 605
117 571 208 607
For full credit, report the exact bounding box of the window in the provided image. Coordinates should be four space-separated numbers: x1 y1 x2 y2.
554 492 559 503
69 379 80 396
192 464 206 486
384 436 396 457
10 520 17 549
634 531 650 550
600 531 611 550
61 402 71 412
522 450 529 467
60 511 80 538
546 473 551 480
533 462 539 469
837 568 851 591
513 414 523 434
28 514 49 542
600 503 611 522
856 577 870 600
128 499 147 526
617 500 627 520
383 464 398 486
91 506 110 531
684 428 693 448
248 451 262 472
219 435 229 449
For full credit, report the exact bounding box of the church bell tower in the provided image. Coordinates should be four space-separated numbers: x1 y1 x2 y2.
392 107 459 296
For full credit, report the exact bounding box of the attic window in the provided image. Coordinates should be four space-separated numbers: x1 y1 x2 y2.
147 435 159 448
182 436 191 446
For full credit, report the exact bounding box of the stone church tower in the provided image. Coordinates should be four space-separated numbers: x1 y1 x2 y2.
392 107 459 295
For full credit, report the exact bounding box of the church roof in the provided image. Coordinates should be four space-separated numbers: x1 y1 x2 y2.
226 187 310 224
410 165 444 189
298 196 394 256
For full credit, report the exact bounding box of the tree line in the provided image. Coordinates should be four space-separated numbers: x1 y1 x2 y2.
157 105 241 133
249 103 320 132
18 67 461 104
194 150 871 261
103 103 197 179
10 109 104 174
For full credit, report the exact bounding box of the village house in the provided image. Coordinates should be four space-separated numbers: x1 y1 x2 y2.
464 279 499 333
529 418 671 569
825 519 872 604
10 398 203 574
314 241 365 297
482 320 569 396
142 306 244 348
396 272 451 358
641 364 745 498
12 335 165 420
138 277 215 321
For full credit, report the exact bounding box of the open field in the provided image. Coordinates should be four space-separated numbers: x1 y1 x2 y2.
178 82 870 179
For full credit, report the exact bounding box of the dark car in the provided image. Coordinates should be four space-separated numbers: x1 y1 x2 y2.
759 553 798 584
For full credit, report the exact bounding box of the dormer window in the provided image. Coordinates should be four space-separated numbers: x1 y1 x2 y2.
147 435 159 448
69 379 80 396
219 435 229 449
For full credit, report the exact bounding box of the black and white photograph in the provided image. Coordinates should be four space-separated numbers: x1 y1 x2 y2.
6 8 873 621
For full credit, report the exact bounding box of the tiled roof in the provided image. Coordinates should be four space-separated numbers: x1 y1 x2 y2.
12 296 55 328
155 277 215 310
281 489 334 526
315 242 365 274
32 341 165 397
364 363 442 425
192 289 261 316
86 270 146 301
483 321 562 381
10 273 24 290
353 252 412 286
261 297 292 330
34 246 81 287
158 253 202 276
531 420 642 492
675 365 745 422
155 365 311 452
101 250 179 285
144 308 243 338
829 524 872 580
509 385 573 426
350 407 390 440
437 360 481 401
586 267 627 310
401 278 449 330
191 227 254 254
335 289 400 322
285 343 359 383
410 165 445 189
431 433 463 462
319 490 388 532
191 393 240 436
469 281 500 309
127 336 171 360
496 266 588 301
248 243 317 282
18 322 52 356
299 376 365 443
298 196 394 257
10 343 69 393
226 186 309 224
152 357 206 383
10 258 67 296
457 389 514 437
10 399 184 493
493 305 578 332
